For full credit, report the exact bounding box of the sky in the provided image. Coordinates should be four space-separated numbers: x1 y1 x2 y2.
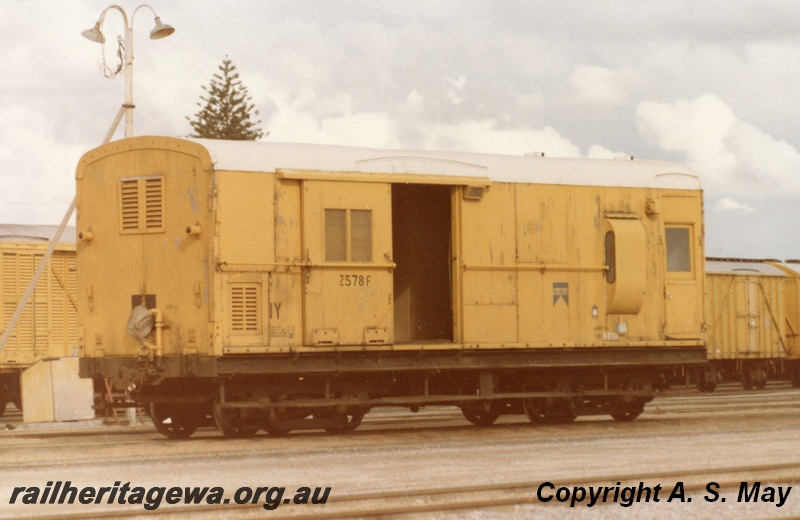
1 1 799 259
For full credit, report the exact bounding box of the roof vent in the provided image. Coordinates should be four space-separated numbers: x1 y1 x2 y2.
614 155 634 161
525 152 545 158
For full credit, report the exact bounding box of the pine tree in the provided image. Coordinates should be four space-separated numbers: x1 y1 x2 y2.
186 57 266 140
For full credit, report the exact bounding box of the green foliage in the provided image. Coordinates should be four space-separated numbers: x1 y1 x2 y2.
186 57 265 140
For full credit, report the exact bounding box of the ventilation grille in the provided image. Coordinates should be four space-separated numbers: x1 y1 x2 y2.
145 178 163 229
2 253 33 347
119 176 164 233
230 284 260 333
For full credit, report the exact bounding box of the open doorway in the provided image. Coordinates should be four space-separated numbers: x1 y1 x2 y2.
392 184 453 343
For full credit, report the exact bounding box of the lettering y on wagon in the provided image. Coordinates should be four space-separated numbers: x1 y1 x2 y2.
74 136 706 438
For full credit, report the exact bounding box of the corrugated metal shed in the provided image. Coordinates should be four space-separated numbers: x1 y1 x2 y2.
0 224 76 244
706 258 787 277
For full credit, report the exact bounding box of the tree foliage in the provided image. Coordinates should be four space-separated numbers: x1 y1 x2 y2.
186 57 265 140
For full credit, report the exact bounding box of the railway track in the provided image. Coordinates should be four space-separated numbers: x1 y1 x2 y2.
17 459 800 519
1 394 799 480
1 385 798 450
2 387 799 519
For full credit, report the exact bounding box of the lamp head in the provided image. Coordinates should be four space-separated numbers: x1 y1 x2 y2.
149 16 175 40
81 21 105 44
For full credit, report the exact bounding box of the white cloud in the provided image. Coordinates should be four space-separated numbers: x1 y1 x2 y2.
269 105 400 149
420 119 583 157
586 144 632 160
446 76 468 106
714 197 758 214
569 65 641 106
637 94 800 198
0 105 78 224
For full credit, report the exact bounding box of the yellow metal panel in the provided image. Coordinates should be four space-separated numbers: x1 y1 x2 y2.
605 218 646 314
460 183 517 343
266 179 303 351
515 184 569 264
218 171 275 266
463 304 517 343
301 180 393 346
462 183 516 266
221 274 270 353
662 194 705 338
76 137 213 358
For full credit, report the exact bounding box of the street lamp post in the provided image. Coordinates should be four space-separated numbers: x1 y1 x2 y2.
82 4 175 138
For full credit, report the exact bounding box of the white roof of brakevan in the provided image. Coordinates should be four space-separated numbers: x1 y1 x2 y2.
0 224 76 243
188 138 702 190
706 258 787 276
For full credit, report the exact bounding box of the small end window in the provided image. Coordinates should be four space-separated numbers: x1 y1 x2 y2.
666 227 692 273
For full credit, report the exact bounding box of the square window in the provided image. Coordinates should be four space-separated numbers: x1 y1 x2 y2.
666 227 691 272
324 208 372 262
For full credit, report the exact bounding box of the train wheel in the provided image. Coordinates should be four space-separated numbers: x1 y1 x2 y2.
324 385 367 434
460 402 500 426
609 375 652 422
753 368 767 390
150 403 198 439
741 365 754 390
697 366 718 393
791 363 800 388
621 375 653 404
212 398 259 438
541 378 577 424
522 396 547 424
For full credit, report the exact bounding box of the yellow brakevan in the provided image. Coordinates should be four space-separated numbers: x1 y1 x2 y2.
76 136 706 438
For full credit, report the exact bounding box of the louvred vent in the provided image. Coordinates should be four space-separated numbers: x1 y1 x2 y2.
119 176 164 233
230 284 259 333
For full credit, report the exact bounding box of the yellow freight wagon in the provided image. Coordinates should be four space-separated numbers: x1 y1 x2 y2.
703 259 787 390
76 136 706 438
0 224 77 415
769 260 800 385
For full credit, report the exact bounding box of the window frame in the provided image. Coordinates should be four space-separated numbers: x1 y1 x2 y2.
665 225 694 277
324 208 373 263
